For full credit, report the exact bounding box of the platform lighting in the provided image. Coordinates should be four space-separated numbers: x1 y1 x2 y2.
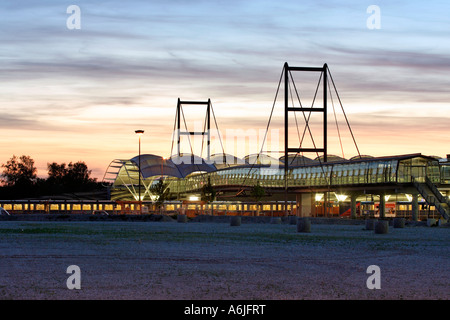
335 194 348 202
189 195 200 201
315 193 324 202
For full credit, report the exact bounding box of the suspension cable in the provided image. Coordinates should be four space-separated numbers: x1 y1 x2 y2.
210 102 228 166
327 67 362 158
328 76 345 159
180 106 195 156
235 67 285 196
199 107 208 160
288 76 303 166
170 105 178 157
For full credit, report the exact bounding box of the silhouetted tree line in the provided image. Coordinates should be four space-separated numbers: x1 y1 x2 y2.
0 155 107 199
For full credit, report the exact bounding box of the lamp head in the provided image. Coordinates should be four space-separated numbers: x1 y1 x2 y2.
135 129 144 136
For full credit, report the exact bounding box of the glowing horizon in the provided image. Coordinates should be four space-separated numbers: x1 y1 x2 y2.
1 1 449 180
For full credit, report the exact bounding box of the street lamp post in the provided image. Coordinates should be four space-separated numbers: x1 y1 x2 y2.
135 130 144 214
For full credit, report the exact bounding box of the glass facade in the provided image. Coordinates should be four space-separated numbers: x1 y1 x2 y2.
171 156 440 191
109 154 446 200
440 162 450 184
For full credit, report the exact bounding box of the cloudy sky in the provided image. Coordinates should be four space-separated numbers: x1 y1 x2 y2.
1 0 449 179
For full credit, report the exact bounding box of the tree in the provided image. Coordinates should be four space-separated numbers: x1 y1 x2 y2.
47 162 67 184
201 177 216 202
0 155 38 199
66 161 94 186
47 161 97 192
0 156 103 199
250 181 266 202
250 181 266 216
150 179 170 210
1 155 37 187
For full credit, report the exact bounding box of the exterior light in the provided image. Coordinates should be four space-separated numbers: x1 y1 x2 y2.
189 195 200 201
135 129 144 136
335 194 348 202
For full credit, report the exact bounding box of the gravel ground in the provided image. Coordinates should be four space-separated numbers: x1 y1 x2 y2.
0 219 448 300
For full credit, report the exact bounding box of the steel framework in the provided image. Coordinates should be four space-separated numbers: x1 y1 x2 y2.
176 98 211 161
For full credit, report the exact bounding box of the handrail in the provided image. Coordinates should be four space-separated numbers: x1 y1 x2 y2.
425 176 449 205
413 176 449 220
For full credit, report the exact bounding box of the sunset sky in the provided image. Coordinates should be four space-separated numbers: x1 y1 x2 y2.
1 0 449 180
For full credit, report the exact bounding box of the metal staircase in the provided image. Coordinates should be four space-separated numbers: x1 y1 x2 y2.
413 176 449 220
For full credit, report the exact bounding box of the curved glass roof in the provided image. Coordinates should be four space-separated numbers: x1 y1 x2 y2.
129 153 216 179
279 154 318 166
349 155 374 161
169 153 217 177
243 153 282 166
314 154 347 163
130 154 181 178
209 153 247 169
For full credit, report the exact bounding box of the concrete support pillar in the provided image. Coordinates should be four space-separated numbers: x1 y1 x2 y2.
350 194 357 219
412 194 419 221
379 194 386 219
295 193 301 217
299 193 312 217
297 195 302 217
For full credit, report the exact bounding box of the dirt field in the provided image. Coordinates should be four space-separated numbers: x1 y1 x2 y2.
0 218 448 300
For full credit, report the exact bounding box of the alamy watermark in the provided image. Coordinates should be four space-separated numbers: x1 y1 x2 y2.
66 265 81 289
367 5 381 29
65 5 381 31
65 4 380 31
66 5 81 30
366 265 381 289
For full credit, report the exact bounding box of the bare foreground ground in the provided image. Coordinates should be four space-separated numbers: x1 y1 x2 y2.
0 218 448 300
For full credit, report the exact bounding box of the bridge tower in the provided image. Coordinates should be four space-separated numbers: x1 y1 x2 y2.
176 98 211 161
283 62 328 177
283 63 329 216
